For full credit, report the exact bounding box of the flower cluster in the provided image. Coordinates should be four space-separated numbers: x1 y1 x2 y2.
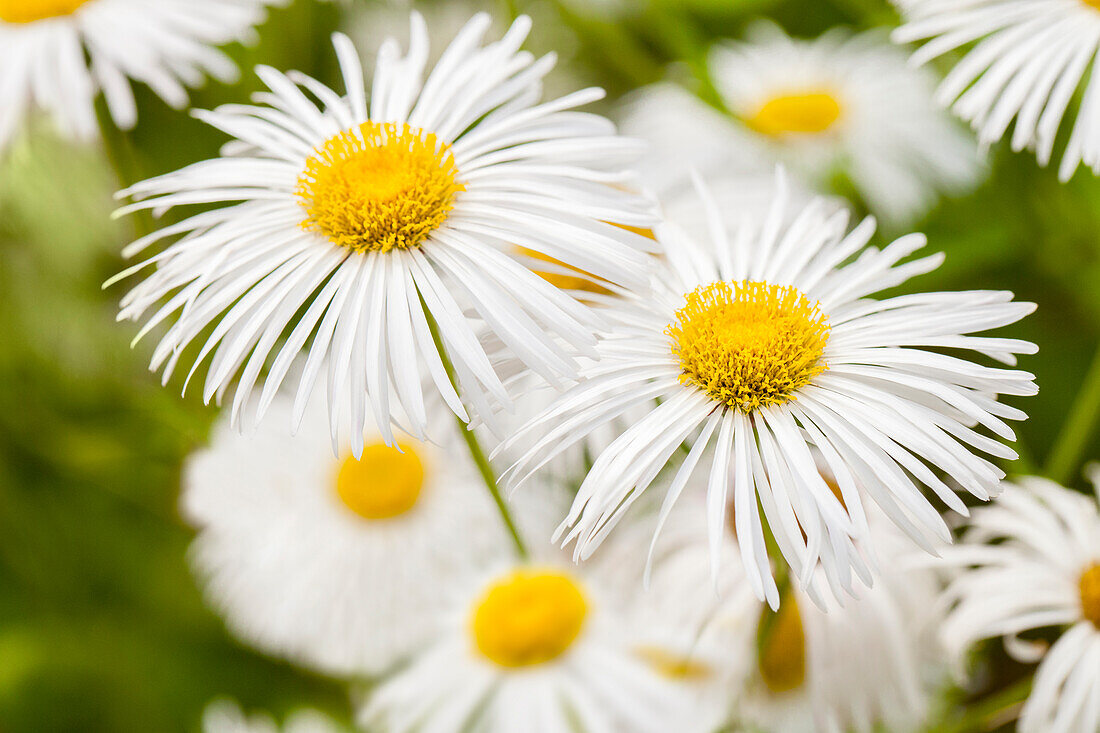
17 0 1100 730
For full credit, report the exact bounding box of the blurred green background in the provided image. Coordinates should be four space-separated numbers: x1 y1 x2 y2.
1 0 1098 731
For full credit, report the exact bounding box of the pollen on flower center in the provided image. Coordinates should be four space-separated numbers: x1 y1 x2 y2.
1079 562 1100 628
335 441 425 520
758 593 806 694
472 569 588 668
297 121 464 254
668 280 830 412
745 90 842 136
0 0 90 22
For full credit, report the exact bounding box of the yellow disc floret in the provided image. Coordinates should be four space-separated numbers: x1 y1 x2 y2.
668 280 830 412
0 0 90 22
472 568 588 668
336 441 425 520
746 91 842 137
1079 562 1100 628
297 121 464 254
758 593 806 694
636 646 713 680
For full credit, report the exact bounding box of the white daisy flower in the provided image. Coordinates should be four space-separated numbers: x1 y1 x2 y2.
0 0 279 151
893 0 1100 182
499 171 1037 607
358 557 691 733
939 475 1100 733
202 700 342 733
706 23 982 225
110 13 656 451
182 392 510 676
618 483 940 733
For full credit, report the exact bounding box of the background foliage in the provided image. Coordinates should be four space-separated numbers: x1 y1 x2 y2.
1 0 1097 731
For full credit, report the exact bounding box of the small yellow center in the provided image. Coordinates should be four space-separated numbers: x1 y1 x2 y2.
745 91 842 137
1083 0 1100 11
519 247 610 296
668 280 830 412
757 593 806 694
472 569 588 668
0 0 89 22
297 121 464 254
335 441 425 520
1080 563 1100 628
636 646 713 681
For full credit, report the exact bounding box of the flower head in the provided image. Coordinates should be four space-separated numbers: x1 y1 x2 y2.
182 393 510 676
0 0 280 150
893 0 1100 181
938 475 1100 733
111 14 656 451
499 170 1037 606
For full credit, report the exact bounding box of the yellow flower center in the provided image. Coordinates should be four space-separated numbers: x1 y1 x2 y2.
1080 563 1100 628
745 91 842 137
668 280 830 412
0 0 89 22
297 121 464 254
757 593 806 694
1084 0 1100 11
335 441 425 520
472 569 588 668
636 646 713 681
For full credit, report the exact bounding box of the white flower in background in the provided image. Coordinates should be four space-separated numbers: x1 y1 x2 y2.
706 23 981 226
939 475 1100 733
608 483 940 733
359 557 691 733
739 532 939 733
893 0 1100 182
111 13 656 452
182 393 510 676
202 700 342 733
500 171 1037 607
0 0 280 152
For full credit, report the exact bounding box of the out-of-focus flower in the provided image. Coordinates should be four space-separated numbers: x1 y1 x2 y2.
604 476 941 733
182 393 509 676
111 13 656 451
499 171 1037 607
620 23 979 226
710 23 982 225
939 475 1100 733
358 555 691 733
0 0 281 152
893 0 1100 182
202 700 342 733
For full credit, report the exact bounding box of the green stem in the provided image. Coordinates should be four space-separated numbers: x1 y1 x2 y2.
1046 339 1100 484
932 677 1032 733
93 97 154 238
421 300 529 559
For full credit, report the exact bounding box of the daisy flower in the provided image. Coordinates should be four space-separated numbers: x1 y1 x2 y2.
202 700 342 733
705 23 981 225
893 0 1100 182
182 392 510 676
0 0 279 151
358 557 691 733
939 474 1100 733
111 13 656 450
499 171 1037 606
617 481 939 733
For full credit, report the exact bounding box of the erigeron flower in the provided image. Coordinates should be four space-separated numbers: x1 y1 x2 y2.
499 171 1037 606
893 0 1100 182
182 393 509 676
939 474 1100 733
202 700 342 733
111 13 656 451
690 23 982 225
0 0 280 152
358 557 691 733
